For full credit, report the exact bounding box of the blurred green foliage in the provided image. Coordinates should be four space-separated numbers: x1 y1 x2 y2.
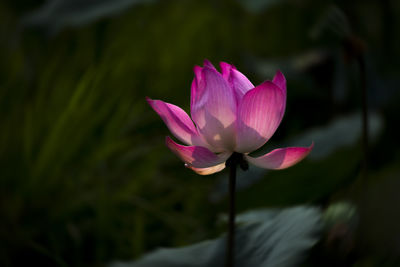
1 0 400 266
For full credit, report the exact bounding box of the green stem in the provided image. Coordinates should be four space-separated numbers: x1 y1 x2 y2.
225 152 247 267
226 159 236 267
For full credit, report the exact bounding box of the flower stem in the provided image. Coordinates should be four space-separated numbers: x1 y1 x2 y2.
225 152 247 267
226 158 236 267
225 152 246 267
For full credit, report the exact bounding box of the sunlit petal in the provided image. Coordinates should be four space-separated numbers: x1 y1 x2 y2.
236 81 286 153
245 144 313 169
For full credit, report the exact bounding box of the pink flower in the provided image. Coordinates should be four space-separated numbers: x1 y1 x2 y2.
147 60 313 175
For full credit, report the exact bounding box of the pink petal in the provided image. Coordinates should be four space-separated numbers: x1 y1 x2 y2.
203 59 217 70
236 81 286 153
272 70 286 93
185 162 226 175
166 136 230 168
246 143 313 170
193 65 203 78
220 61 236 81
190 65 202 116
191 66 237 152
220 62 254 102
147 98 199 146
190 61 217 112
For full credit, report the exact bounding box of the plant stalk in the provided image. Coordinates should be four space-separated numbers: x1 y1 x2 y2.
226 159 237 267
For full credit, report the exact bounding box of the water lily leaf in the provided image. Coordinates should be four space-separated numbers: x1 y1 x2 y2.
21 0 156 34
109 206 322 267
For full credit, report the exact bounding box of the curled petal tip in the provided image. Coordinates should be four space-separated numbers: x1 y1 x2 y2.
193 64 202 72
309 141 315 150
146 96 156 107
219 62 231 76
203 59 217 70
219 61 236 72
193 65 203 81
272 70 286 92
220 62 253 103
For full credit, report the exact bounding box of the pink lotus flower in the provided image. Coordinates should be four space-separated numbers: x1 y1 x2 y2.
147 60 313 175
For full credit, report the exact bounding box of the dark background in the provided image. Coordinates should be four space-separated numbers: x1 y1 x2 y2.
1 0 400 266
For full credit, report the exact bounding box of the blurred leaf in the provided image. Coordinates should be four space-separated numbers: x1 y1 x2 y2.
236 145 361 208
292 112 383 161
210 112 383 201
310 6 352 40
355 163 400 258
110 206 322 267
236 0 287 14
322 202 358 229
249 49 330 79
21 0 156 34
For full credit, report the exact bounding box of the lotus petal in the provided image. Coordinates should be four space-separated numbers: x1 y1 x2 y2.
147 98 202 146
236 81 286 153
185 162 226 175
166 137 231 168
220 62 254 102
272 70 286 93
245 144 313 170
191 66 237 152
